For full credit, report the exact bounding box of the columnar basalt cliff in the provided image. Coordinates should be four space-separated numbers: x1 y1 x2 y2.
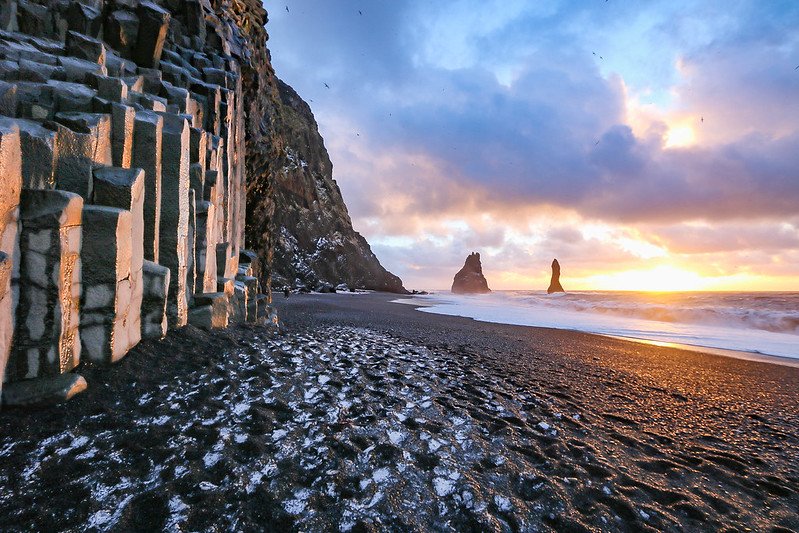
0 0 278 405
265 79 405 293
451 252 491 294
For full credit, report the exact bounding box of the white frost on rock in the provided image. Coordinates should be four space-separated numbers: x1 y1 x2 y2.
387 430 405 445
433 477 456 497
372 467 390 483
203 452 222 468
494 495 513 512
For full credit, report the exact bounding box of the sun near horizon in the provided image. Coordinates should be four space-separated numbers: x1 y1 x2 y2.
463 262 798 293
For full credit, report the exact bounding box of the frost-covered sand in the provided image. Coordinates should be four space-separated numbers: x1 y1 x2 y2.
1 293 798 531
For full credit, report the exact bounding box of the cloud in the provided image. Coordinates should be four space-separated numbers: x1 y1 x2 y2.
268 1 799 288
647 222 799 254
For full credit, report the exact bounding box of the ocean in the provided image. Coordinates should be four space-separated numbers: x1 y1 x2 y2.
400 291 799 362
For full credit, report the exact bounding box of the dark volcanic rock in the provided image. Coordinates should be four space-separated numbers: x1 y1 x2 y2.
547 258 565 294
451 252 490 294
262 79 406 294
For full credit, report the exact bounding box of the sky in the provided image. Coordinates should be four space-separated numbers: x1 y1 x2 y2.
265 1 799 291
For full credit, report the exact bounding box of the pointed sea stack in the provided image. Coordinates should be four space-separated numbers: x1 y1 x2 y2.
451 252 491 294
547 258 565 294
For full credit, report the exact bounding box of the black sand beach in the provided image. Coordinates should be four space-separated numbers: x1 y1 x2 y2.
1 292 798 531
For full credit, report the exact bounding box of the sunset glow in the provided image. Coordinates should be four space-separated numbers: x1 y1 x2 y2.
663 124 696 148
581 265 707 292
268 1 799 292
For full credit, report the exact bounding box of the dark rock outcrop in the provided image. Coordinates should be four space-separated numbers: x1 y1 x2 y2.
547 258 565 294
262 79 406 293
0 0 277 404
451 252 490 294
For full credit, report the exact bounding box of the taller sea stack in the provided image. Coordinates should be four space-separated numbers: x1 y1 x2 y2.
547 258 565 294
452 252 491 294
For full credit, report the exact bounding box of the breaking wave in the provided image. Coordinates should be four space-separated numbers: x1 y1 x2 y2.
409 291 799 360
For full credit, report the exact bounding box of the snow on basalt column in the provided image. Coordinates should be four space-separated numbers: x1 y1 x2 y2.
92 167 145 349
53 112 113 199
9 190 82 381
79 205 135 364
0 119 22 398
132 109 162 263
157 112 190 327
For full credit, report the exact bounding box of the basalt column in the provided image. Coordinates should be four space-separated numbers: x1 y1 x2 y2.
157 113 190 328
9 190 82 381
0 120 22 397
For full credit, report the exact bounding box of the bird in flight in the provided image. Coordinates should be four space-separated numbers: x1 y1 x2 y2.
285 5 289 13
358 10 362 15
701 116 704 123
324 82 330 88
795 65 799 70
594 140 600 145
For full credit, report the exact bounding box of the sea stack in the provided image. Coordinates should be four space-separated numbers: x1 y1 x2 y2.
452 252 491 294
547 258 565 294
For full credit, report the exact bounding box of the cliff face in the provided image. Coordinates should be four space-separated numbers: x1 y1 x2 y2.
0 0 404 405
0 0 277 404
265 79 406 293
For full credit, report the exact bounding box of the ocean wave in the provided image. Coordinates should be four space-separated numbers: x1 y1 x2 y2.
512 293 799 335
413 291 799 359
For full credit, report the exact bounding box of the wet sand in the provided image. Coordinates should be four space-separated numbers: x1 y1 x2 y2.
0 292 797 531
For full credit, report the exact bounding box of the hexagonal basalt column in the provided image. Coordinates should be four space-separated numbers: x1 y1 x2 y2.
134 2 170 68
131 109 162 262
195 200 217 293
141 259 169 340
92 167 145 349
53 112 113 199
157 113 190 327
80 205 138 364
110 103 135 169
0 119 22 398
8 190 82 381
16 119 57 190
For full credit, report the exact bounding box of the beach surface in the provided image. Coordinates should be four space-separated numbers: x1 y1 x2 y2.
1 292 797 531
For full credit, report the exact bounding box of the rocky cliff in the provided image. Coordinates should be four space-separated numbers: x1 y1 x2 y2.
452 252 491 294
0 0 405 406
264 79 405 293
0 0 278 405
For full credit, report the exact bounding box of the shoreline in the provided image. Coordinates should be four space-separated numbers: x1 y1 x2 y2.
393 293 799 366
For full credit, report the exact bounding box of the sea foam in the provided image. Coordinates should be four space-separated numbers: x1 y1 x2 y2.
397 291 799 362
